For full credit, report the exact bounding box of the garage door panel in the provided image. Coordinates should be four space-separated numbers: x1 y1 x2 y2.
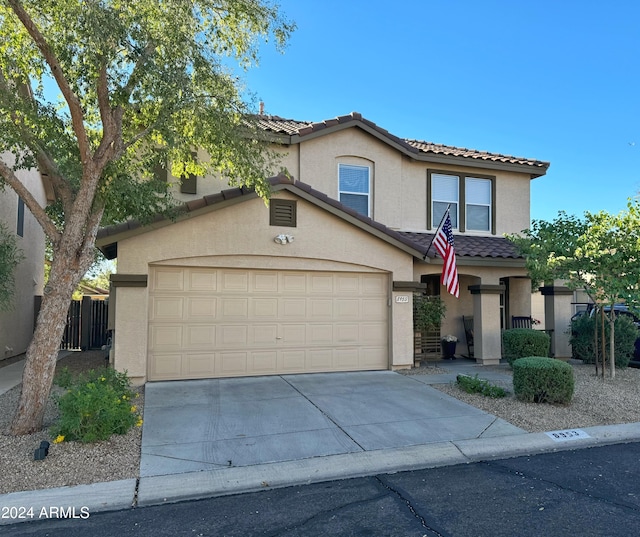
308 349 332 369
252 298 278 317
149 325 182 350
362 298 387 320
218 325 248 347
281 273 306 293
185 325 215 348
249 351 278 373
361 323 387 345
281 324 306 345
187 270 217 292
335 299 359 319
151 354 182 378
253 272 279 293
221 298 249 319
153 268 184 291
281 350 306 371
185 353 216 376
334 348 360 369
222 271 249 292
148 268 389 380
251 325 278 345
187 297 217 319
218 351 248 375
150 297 184 321
282 298 306 318
335 323 359 343
309 299 333 318
308 324 333 345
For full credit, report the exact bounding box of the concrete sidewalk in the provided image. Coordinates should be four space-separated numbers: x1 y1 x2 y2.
3 358 640 526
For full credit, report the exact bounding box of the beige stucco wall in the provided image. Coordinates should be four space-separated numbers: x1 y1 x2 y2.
169 126 534 237
0 158 46 361
112 191 415 383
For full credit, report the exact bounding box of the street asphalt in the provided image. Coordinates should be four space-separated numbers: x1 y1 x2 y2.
2 356 640 526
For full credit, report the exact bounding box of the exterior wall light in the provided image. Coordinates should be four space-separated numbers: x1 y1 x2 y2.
274 234 294 245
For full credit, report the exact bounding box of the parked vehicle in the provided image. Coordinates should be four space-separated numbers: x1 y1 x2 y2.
586 304 640 366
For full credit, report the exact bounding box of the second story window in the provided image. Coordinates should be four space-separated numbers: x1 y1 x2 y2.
338 164 370 217
431 173 459 228
428 170 495 234
466 177 491 231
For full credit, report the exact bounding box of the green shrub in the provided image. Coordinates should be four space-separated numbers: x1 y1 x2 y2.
503 328 550 367
570 312 636 368
512 357 574 404
456 374 508 398
51 367 142 443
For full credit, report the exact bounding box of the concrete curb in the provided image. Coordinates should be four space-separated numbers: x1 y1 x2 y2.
2 423 640 525
0 479 137 526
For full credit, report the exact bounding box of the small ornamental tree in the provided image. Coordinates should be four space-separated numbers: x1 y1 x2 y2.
0 0 294 435
507 202 640 378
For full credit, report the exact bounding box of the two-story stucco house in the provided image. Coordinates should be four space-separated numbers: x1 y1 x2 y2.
0 153 52 362
97 112 570 385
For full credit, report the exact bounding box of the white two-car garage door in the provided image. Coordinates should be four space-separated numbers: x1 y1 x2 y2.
148 267 389 380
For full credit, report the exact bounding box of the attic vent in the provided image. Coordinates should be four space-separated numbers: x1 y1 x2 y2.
270 199 297 227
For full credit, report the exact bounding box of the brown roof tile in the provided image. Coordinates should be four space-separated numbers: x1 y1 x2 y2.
400 231 521 259
255 112 548 172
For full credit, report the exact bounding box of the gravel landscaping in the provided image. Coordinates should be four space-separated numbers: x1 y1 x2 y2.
1 352 639 495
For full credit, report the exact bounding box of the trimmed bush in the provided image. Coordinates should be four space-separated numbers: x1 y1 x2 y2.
503 328 550 367
570 312 636 368
513 357 574 404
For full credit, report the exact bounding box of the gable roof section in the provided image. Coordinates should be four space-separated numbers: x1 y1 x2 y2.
255 112 550 178
96 174 524 267
95 174 426 260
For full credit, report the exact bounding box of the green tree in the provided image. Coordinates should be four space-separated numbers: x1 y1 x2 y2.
0 220 24 310
0 0 294 435
508 201 640 377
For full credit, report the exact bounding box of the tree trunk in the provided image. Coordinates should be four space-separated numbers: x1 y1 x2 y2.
8 249 87 435
609 312 616 379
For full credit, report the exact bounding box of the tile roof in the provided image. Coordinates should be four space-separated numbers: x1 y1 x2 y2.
400 231 521 259
254 112 549 174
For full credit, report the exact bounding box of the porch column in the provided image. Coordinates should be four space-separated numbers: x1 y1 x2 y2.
540 284 574 359
469 284 505 365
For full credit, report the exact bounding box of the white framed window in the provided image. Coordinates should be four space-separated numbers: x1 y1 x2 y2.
431 173 459 228
466 177 491 231
338 164 370 216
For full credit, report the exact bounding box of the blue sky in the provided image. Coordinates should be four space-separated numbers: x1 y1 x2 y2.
237 0 640 223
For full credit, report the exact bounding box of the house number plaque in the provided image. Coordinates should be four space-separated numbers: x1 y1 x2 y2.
395 295 409 303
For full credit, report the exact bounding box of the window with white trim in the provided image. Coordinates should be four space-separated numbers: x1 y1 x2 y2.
466 177 491 231
431 173 459 228
338 164 370 216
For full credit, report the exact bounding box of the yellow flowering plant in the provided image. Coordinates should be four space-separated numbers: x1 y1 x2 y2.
51 367 141 443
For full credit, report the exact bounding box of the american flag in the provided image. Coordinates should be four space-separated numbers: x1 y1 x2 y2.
433 212 459 298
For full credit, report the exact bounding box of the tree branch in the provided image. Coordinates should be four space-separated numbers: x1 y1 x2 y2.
7 0 92 164
0 157 61 244
0 69 75 211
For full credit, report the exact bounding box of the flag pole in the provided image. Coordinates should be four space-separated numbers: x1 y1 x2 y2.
423 204 451 260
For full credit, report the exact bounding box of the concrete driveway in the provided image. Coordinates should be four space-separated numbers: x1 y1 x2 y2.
140 370 522 477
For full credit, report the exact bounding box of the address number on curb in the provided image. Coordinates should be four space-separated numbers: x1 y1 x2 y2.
545 429 591 442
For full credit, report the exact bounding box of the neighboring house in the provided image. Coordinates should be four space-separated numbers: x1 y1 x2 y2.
0 152 52 361
97 112 572 385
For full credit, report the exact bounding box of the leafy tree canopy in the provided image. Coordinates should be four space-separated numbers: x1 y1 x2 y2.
507 201 640 309
0 0 295 238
